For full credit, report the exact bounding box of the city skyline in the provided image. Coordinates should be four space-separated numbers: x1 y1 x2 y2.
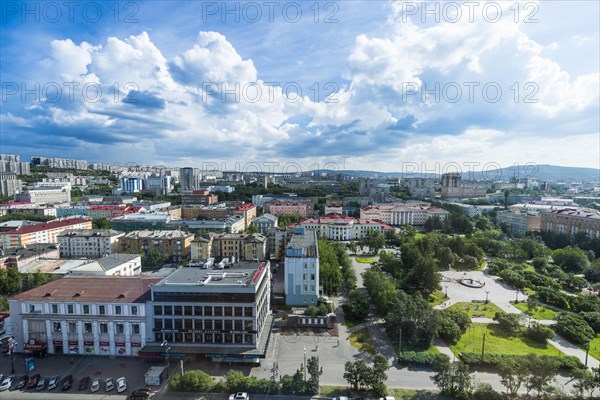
1 1 599 170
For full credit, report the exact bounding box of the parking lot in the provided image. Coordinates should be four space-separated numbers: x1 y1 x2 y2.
0 353 156 399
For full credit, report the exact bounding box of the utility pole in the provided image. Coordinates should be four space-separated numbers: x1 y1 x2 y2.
180 359 184 376
398 328 402 358
585 343 590 367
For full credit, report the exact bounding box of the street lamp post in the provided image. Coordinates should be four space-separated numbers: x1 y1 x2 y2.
8 337 16 374
303 346 307 382
161 340 170 376
515 290 519 303
444 285 449 298
485 291 490 304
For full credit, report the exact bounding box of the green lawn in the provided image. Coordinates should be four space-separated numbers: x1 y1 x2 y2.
320 386 441 399
450 323 564 357
513 302 559 320
428 290 446 307
355 257 377 264
582 335 600 362
349 328 376 355
448 302 503 318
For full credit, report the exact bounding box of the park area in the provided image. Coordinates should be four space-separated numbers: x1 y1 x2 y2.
448 302 503 318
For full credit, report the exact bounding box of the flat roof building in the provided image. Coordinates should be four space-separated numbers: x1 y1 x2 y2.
284 228 319 306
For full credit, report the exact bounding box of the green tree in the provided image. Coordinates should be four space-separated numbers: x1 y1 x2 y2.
343 360 371 390
92 218 110 229
552 247 591 273
362 229 385 254
523 322 554 344
142 249 165 269
245 224 259 234
306 356 319 394
555 313 595 345
499 362 530 398
342 290 370 321
525 355 558 397
493 312 523 336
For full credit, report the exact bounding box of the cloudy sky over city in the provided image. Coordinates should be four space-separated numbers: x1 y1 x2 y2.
1 0 598 171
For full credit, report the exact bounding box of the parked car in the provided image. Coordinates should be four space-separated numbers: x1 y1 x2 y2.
91 378 101 392
60 375 73 391
332 397 349 400
128 388 152 400
36 378 48 391
378 397 396 400
47 376 60 390
229 392 250 400
105 378 114 392
0 376 14 391
78 376 90 391
26 374 40 389
116 377 127 393
14 375 28 390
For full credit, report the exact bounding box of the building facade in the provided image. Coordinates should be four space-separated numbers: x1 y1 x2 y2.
57 229 125 258
299 213 395 241
541 209 600 238
120 230 193 261
284 228 319 306
17 186 71 204
265 202 308 218
496 210 542 234
191 233 267 262
251 213 278 235
120 177 142 194
0 172 22 197
1 218 92 250
360 204 449 226
142 262 272 362
9 276 160 357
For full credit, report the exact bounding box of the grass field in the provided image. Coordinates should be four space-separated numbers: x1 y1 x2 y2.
428 290 446 307
349 328 376 355
513 302 559 320
448 302 503 318
582 335 600 362
355 257 377 264
450 323 563 357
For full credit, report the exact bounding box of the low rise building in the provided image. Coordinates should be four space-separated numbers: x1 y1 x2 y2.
1 218 92 250
141 261 272 363
0 243 60 270
169 215 246 234
360 204 448 226
251 213 278 235
9 275 159 357
541 209 600 238
15 253 141 276
299 213 395 241
57 229 125 258
284 228 319 306
496 210 541 234
110 213 171 231
265 202 309 218
16 186 71 204
0 220 42 233
191 233 266 262
182 190 218 206
120 230 193 261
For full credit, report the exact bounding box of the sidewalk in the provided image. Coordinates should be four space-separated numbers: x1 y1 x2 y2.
549 335 600 369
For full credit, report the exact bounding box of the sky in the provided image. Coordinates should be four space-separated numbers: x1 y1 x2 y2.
0 0 599 173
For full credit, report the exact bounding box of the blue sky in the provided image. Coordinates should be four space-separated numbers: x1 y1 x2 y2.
1 0 598 172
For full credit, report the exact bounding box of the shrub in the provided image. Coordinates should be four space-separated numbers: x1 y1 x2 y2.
555 313 595 345
458 353 583 370
342 290 370 321
531 287 570 310
471 383 503 400
493 311 522 336
439 308 471 331
169 370 216 392
581 311 600 334
523 322 555 343
437 317 462 344
398 352 450 367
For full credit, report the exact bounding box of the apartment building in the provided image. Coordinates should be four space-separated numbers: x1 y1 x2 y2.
182 203 256 228
169 215 246 234
119 230 193 261
57 229 125 258
16 186 71 204
0 172 22 197
120 177 142 193
284 228 319 306
31 155 88 170
440 173 487 198
142 261 271 363
1 218 92 250
541 209 600 238
9 275 160 357
265 202 308 218
400 177 436 199
496 210 542 234
299 213 395 241
190 233 267 261
143 175 172 195
179 167 202 192
0 154 30 175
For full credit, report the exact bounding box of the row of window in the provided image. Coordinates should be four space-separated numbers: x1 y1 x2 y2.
52 321 140 335
153 305 253 317
153 318 252 331
154 331 255 344
29 303 139 316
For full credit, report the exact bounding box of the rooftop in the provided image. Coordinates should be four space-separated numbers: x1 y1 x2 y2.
1 218 90 235
124 230 193 239
544 209 600 220
11 275 161 303
156 261 267 288
58 229 123 238
253 213 278 222
235 203 256 211
3 243 59 258
286 228 318 257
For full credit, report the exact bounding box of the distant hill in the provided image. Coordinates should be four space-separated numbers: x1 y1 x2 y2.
325 165 599 182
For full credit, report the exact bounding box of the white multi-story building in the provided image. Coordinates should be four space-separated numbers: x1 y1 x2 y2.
31 156 88 170
284 228 319 306
496 210 542 234
9 275 161 357
143 175 172 195
0 154 30 175
57 229 125 258
0 172 22 197
17 185 71 204
360 204 448 226
299 213 395 241
251 213 278 235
